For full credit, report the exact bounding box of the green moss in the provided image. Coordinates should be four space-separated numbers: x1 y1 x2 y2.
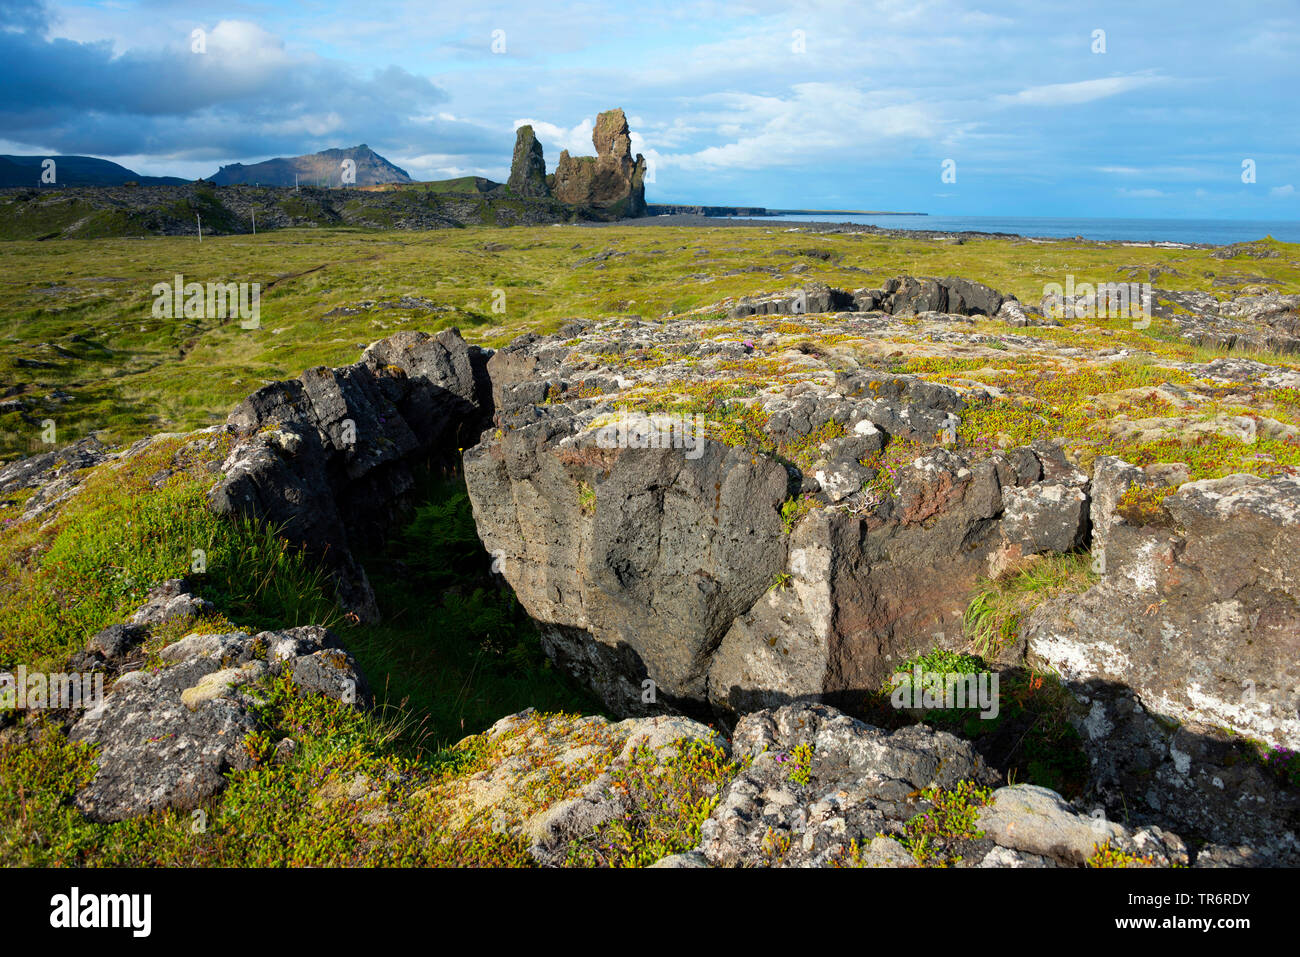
1115 482 1176 527
897 780 992 867
780 493 819 532
564 739 736 867
786 742 814 786
1087 839 1159 868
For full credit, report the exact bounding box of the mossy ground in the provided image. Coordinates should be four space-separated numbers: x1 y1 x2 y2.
0 438 599 865
3 226 1297 460
2 226 1298 865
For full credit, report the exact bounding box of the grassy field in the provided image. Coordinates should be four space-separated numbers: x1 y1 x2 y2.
2 224 1299 866
4 225 1297 459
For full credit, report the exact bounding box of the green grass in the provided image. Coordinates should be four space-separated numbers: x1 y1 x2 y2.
0 678 541 867
3 224 1300 866
0 439 604 865
348 474 599 753
0 432 337 672
564 739 736 867
961 553 1098 659
3 226 1297 461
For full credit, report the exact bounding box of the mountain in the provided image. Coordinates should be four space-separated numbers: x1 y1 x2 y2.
208 145 413 187
0 154 188 187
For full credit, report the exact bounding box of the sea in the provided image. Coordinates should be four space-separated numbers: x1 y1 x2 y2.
763 214 1300 246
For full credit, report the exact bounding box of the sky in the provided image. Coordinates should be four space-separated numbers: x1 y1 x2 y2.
1 0 1298 218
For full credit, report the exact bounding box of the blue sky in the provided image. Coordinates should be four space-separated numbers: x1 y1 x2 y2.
2 0 1298 217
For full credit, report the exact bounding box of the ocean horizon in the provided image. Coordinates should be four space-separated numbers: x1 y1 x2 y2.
764 214 1300 246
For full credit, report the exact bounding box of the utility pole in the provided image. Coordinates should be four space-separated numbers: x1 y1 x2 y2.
252 209 256 235
197 213 202 242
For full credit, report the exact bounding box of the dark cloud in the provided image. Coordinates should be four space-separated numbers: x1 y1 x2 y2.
0 19 470 164
0 0 51 32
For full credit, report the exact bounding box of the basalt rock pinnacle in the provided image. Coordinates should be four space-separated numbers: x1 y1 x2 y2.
551 108 647 218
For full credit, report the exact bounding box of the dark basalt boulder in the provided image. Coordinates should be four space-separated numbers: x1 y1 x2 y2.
465 424 790 715
697 703 1189 868
853 276 1007 317
67 583 368 822
463 321 1090 718
727 276 1009 320
208 328 492 621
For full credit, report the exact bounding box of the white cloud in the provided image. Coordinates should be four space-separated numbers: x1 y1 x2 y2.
203 20 289 62
387 152 498 181
663 83 941 171
1095 164 1207 180
515 117 594 158
998 75 1161 107
1271 184 1295 198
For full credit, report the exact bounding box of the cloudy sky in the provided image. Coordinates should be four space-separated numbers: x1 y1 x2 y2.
2 0 1298 217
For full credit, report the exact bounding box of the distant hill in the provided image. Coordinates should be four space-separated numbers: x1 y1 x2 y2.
0 181 580 240
209 145 413 187
0 155 188 187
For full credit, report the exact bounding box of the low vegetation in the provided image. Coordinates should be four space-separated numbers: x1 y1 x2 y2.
4 227 1298 462
3 225 1298 866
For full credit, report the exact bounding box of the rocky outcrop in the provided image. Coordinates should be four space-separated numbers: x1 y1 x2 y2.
464 315 1090 717
431 708 727 865
460 291 1300 860
707 442 1087 717
973 784 1187 868
1155 288 1300 354
700 703 995 866
465 409 790 714
208 328 492 621
551 108 647 219
727 276 1012 321
1028 457 1300 752
415 702 1205 867
1022 455 1300 859
698 703 1188 867
852 276 1007 317
0 436 114 522
507 125 550 198
67 582 368 822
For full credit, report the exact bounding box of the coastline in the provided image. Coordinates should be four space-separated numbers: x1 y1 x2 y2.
580 212 1220 248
